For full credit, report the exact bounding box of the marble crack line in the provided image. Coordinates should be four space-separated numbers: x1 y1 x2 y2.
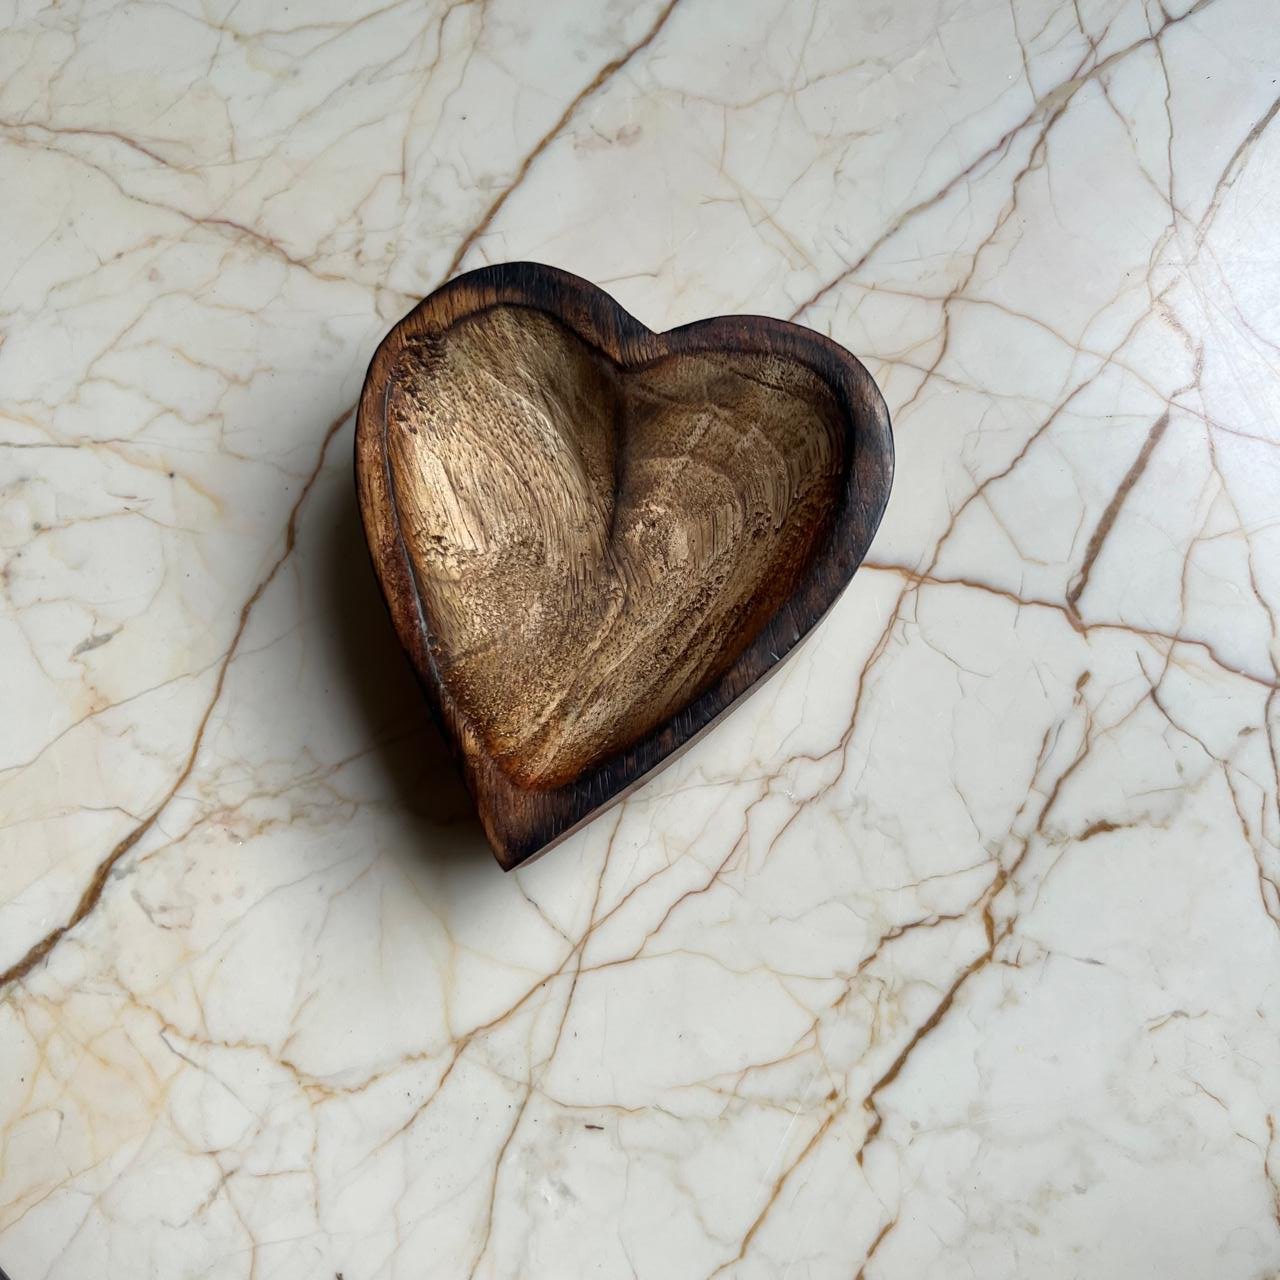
697 902 996 1275
854 942 995 1167
0 658 223 782
464 809 624 1279
789 0 1220 321
0 122 414 301
1265 1115 1280 1235
441 0 684 280
0 116 184 172
860 560 1278 693
0 403 355 994
1066 409 1171 618
1196 90 1280 249
891 64 1070 421
853 1216 898 1280
852 688 1103 1176
778 296 1157 805
706 1110 841 1279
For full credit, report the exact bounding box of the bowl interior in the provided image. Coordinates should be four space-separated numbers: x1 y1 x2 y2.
384 303 848 789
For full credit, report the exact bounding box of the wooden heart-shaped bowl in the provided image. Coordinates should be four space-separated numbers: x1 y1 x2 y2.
356 263 893 870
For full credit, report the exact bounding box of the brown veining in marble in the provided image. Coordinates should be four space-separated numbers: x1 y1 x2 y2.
4 0 1280 1276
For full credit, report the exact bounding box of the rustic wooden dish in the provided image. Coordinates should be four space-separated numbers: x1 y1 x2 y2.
356 262 893 870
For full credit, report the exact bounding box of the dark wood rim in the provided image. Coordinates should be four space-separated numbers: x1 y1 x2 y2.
355 262 894 869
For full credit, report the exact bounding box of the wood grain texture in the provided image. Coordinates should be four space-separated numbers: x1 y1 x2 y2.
356 263 893 869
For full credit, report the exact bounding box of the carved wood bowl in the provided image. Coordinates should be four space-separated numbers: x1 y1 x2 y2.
356 263 893 869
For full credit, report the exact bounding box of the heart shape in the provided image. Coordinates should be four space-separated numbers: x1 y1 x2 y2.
356 263 893 869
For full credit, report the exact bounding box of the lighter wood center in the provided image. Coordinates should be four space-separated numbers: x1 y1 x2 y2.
386 305 844 789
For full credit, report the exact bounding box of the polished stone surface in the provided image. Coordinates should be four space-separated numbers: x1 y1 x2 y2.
3 0 1280 1276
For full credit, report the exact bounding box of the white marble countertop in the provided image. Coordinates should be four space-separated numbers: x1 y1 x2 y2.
3 0 1280 1276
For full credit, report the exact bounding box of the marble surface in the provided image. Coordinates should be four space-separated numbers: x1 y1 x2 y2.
3 0 1280 1275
